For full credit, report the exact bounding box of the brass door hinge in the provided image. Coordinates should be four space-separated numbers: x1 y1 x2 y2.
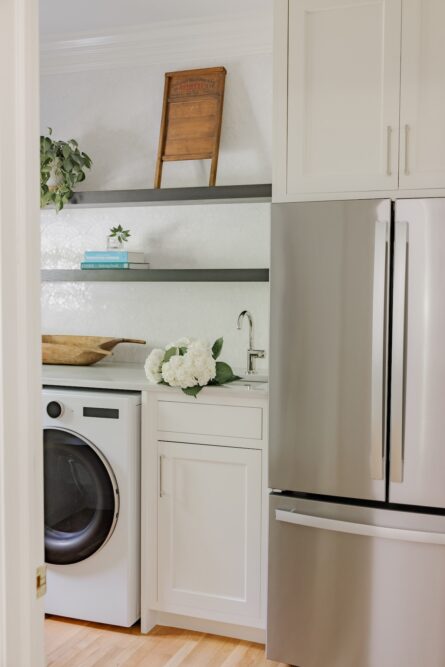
36 565 47 599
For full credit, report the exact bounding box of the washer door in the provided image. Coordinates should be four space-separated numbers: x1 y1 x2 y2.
44 428 119 565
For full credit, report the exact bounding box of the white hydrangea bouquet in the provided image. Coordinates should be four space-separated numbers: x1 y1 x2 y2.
145 337 240 397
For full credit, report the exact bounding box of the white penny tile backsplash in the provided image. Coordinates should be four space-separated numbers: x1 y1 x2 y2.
41 202 270 372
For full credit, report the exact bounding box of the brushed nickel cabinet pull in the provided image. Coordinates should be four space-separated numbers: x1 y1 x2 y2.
159 455 164 497
404 124 410 175
386 126 392 176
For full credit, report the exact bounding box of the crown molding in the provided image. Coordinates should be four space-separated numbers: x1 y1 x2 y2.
40 13 272 75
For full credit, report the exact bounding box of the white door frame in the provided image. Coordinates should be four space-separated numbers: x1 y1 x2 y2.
0 0 45 666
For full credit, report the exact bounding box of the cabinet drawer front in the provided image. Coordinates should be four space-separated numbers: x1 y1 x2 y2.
157 401 263 440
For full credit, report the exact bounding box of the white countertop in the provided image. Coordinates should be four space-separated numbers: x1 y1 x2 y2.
42 362 268 398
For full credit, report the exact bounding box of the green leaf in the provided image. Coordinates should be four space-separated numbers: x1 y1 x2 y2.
214 361 240 385
178 347 187 356
163 347 177 364
182 385 203 398
212 337 224 359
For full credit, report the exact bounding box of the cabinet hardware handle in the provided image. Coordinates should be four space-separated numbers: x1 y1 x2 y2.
404 124 410 175
386 126 392 176
275 510 445 545
390 222 409 483
159 455 164 497
370 221 388 480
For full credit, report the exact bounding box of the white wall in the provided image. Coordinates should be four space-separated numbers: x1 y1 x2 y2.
40 10 272 373
40 55 271 190
39 12 272 190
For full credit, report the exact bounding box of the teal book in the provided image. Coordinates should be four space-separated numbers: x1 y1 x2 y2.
81 262 150 270
84 251 145 262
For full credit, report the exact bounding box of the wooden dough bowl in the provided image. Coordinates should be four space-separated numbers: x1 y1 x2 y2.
42 335 146 366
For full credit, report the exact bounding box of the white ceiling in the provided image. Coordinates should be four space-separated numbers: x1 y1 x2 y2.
40 0 272 37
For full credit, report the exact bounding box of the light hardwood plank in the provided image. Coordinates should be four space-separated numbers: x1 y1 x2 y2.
45 617 289 667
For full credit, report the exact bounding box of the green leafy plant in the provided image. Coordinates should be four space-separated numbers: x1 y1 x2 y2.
109 225 131 244
40 128 92 212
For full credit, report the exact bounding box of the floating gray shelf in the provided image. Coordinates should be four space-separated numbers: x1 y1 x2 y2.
41 269 270 283
66 184 272 208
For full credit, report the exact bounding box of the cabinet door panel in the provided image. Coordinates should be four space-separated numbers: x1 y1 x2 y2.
287 0 401 195
399 0 445 189
157 442 262 621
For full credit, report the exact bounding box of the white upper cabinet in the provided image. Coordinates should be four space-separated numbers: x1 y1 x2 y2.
283 0 401 197
275 0 445 200
399 0 445 189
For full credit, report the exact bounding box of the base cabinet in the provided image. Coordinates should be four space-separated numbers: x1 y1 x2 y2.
142 390 268 638
157 440 262 622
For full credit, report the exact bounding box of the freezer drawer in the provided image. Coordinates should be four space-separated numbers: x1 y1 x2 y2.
268 494 445 667
270 200 390 501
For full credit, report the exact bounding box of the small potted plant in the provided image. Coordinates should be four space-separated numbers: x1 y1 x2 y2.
40 128 92 212
107 225 131 250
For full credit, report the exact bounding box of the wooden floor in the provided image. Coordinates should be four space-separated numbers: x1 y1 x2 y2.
45 616 289 667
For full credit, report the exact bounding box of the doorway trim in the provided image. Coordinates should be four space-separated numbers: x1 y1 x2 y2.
0 0 44 665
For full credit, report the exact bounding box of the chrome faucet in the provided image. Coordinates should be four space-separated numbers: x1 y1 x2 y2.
237 310 265 375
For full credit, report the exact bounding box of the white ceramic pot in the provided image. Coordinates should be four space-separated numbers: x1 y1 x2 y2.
47 161 63 192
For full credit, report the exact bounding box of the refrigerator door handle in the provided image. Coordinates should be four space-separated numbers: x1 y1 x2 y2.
390 221 409 483
370 221 389 480
275 509 445 545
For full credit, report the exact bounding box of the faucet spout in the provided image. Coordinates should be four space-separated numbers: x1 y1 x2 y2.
237 310 254 350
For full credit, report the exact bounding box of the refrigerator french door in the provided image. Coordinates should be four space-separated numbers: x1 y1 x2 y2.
390 199 445 508
268 199 445 667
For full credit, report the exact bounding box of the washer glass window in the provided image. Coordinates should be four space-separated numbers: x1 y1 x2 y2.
44 428 118 565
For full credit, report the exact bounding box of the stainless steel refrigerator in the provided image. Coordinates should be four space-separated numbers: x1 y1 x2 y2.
268 199 445 667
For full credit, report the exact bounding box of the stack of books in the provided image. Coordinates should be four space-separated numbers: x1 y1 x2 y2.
81 251 149 270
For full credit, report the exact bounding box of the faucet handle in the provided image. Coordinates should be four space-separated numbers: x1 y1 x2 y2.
247 348 266 374
249 349 265 359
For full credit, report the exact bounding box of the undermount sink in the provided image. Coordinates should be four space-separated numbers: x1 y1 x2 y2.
231 379 268 391
235 371 268 383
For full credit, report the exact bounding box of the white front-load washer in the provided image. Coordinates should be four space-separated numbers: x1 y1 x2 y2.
42 387 141 627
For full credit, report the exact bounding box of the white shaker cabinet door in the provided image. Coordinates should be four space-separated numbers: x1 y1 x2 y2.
399 0 445 189
286 0 401 195
157 441 262 623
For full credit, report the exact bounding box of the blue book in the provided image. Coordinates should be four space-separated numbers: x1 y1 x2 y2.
84 250 145 262
81 262 150 270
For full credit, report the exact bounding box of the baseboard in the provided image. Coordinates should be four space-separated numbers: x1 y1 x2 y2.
142 610 266 643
